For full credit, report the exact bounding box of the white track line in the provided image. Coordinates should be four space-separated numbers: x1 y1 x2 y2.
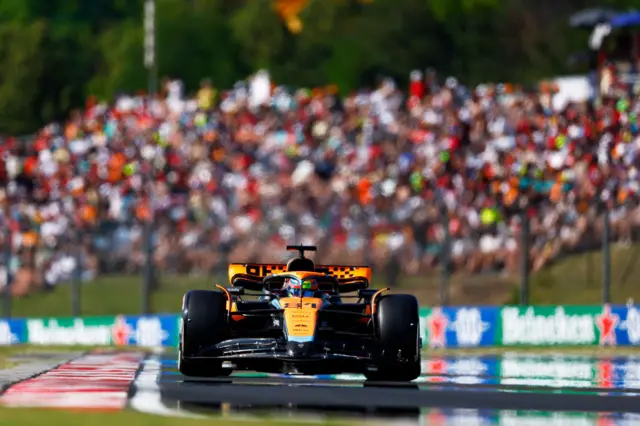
129 350 206 419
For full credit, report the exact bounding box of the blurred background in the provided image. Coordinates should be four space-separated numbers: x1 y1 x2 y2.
0 0 639 317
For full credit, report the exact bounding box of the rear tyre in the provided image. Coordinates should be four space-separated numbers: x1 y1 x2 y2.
365 294 421 382
178 290 231 377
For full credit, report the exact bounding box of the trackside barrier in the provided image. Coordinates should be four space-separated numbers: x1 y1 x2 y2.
0 305 639 348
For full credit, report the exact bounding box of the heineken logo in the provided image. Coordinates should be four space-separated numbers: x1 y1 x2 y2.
501 306 596 345
501 356 595 381
26 316 169 347
501 305 622 346
27 318 115 346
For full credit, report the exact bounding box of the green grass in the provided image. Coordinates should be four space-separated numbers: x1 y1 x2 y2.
0 345 92 370
9 275 210 317
523 242 640 304
0 408 359 426
0 345 140 355
0 345 38 369
5 243 640 318
0 345 145 370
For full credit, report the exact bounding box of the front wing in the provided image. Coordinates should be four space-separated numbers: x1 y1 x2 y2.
190 337 375 362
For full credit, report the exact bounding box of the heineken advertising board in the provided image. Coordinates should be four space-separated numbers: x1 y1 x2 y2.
1 304 640 348
0 314 180 347
419 306 498 348
419 409 640 425
0 318 24 345
421 354 640 390
419 304 640 348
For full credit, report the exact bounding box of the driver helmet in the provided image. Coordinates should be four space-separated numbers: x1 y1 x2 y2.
284 276 318 298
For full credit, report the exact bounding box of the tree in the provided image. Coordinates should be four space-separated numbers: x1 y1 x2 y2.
0 20 47 135
2 0 639 134
153 0 243 93
86 19 146 100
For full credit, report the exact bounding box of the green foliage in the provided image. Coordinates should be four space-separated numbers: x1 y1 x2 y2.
1 0 639 135
0 20 47 135
86 20 145 100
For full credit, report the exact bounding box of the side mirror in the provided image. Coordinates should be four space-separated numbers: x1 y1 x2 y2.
264 278 285 292
357 288 378 299
318 282 337 293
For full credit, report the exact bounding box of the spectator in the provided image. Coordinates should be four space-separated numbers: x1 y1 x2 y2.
0 68 639 294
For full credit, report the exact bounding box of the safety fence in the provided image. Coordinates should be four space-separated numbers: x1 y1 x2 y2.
1 304 639 348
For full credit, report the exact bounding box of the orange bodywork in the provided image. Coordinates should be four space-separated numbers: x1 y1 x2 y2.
228 263 372 283
279 297 324 339
220 266 378 323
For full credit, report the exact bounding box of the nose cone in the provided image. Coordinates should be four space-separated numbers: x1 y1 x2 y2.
287 341 312 358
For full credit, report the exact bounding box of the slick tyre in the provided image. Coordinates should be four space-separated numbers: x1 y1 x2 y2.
365 294 421 382
178 290 231 377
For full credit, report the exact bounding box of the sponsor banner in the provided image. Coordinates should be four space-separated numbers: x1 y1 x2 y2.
418 409 640 426
612 304 640 346
418 304 640 348
27 316 118 346
1 304 639 348
497 411 640 426
499 354 640 393
0 318 27 346
420 306 498 348
24 314 179 348
422 356 499 385
500 354 601 388
498 304 622 346
114 314 179 348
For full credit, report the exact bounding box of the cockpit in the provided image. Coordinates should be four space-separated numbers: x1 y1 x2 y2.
283 276 319 298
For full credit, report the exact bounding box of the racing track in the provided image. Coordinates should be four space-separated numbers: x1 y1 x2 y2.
136 351 640 417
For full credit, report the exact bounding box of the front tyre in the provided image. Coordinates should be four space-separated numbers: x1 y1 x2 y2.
178 289 231 377
365 294 421 382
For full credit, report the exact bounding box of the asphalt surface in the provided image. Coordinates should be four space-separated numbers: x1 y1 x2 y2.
147 351 640 416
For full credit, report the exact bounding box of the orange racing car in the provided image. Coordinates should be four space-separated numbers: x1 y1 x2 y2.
178 245 422 381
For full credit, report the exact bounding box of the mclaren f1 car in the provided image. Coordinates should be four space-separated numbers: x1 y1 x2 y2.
178 245 422 381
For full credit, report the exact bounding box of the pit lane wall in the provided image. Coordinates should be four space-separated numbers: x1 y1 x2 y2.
0 304 639 347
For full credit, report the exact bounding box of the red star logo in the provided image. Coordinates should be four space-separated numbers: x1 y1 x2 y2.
597 360 614 388
424 409 447 426
596 304 620 346
111 315 133 346
425 357 448 383
426 307 449 348
596 413 617 426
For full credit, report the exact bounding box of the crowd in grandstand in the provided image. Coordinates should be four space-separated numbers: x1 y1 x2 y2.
1 67 639 295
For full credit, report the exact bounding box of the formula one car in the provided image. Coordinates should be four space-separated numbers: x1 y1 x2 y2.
178 245 422 381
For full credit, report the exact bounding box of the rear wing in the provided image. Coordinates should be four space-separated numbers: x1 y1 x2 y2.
228 263 371 292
